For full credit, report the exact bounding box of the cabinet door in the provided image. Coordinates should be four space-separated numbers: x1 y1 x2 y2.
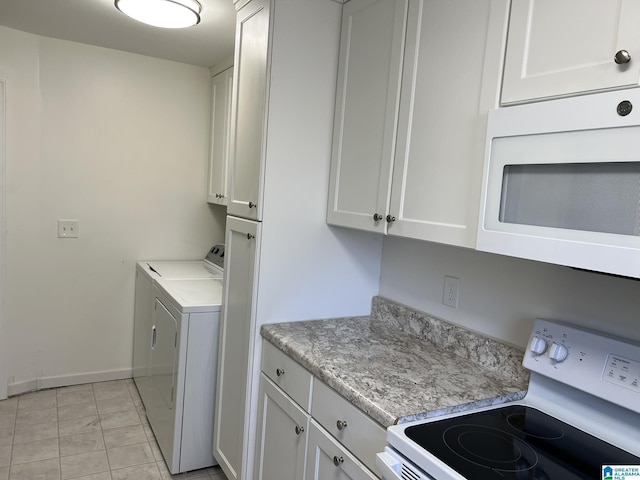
502 0 640 104
326 0 408 233
254 374 309 480
306 421 378 480
227 0 270 220
213 216 261 480
387 0 509 248
208 68 234 205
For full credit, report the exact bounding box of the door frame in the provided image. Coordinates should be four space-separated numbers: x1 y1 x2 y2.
0 79 7 400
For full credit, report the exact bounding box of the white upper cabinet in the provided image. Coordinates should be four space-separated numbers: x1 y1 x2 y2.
328 0 510 248
208 67 233 205
227 0 270 220
502 0 640 104
387 0 509 247
327 0 408 233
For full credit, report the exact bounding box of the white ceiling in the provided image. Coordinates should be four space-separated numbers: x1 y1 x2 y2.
0 0 236 68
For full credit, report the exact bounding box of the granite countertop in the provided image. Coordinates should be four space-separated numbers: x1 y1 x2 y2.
260 297 529 427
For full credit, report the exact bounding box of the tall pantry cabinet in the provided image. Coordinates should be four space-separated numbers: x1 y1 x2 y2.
212 0 383 480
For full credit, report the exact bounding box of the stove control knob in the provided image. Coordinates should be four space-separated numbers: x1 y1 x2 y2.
549 342 569 362
529 336 548 355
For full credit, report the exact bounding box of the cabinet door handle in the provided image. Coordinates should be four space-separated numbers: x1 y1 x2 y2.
151 325 157 350
373 213 383 221
333 456 344 466
247 233 255 240
336 420 348 430
614 49 631 64
295 425 304 435
248 201 256 209
276 368 285 377
386 214 396 223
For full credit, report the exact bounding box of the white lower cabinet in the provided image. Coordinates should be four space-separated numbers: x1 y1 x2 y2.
306 421 378 480
256 341 384 480
311 381 386 474
254 374 310 480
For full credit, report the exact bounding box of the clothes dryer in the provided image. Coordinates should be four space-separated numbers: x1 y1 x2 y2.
143 277 222 474
132 245 224 473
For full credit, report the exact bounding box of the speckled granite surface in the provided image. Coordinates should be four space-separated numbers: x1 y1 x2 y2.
260 296 529 427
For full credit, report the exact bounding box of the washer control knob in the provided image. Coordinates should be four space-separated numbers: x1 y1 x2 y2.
549 342 569 363
529 336 548 355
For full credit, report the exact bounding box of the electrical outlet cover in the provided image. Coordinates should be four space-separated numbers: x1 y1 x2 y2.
58 219 79 238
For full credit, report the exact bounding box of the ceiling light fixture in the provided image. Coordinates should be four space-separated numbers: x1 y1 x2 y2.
114 0 202 29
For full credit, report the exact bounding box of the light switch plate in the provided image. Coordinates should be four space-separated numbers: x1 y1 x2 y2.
58 219 79 238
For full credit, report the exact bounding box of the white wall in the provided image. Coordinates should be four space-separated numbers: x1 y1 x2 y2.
258 0 382 324
380 235 640 349
0 26 225 394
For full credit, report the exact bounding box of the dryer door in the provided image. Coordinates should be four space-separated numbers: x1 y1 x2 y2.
150 298 178 411
147 297 179 466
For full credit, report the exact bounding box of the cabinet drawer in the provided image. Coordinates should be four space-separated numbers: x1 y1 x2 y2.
306 419 378 480
262 341 313 411
311 380 386 474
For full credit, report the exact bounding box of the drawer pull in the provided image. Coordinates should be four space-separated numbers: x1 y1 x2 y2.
295 425 304 435
333 456 344 466
615 49 631 65
336 420 348 430
276 368 285 377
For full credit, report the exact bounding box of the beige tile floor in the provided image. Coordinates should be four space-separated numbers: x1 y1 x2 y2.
0 379 228 480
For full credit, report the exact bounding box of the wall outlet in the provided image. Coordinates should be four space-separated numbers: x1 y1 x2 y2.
58 219 79 238
443 275 460 308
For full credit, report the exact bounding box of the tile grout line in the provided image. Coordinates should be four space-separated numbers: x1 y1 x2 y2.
8 393 16 480
56 388 61 480
94 382 112 480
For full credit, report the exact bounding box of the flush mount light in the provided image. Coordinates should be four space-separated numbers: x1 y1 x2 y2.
114 0 202 29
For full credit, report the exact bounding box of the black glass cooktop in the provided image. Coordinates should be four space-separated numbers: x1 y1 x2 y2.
405 405 640 479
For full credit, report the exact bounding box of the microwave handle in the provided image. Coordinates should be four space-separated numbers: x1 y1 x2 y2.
376 450 403 480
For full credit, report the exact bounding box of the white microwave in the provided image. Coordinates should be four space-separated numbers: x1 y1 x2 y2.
477 89 640 279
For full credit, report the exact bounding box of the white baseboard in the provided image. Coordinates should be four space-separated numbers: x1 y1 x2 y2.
7 379 37 398
7 368 133 397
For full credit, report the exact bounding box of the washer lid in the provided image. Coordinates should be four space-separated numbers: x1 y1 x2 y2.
155 278 223 313
144 260 222 279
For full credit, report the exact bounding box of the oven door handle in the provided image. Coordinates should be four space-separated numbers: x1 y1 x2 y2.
376 450 402 480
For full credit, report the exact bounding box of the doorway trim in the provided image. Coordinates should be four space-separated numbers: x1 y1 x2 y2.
0 79 7 400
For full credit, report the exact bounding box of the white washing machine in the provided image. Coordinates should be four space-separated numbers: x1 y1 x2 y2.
136 244 225 283
132 246 224 474
133 245 224 379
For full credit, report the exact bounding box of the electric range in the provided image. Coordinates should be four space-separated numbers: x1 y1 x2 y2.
377 319 640 480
